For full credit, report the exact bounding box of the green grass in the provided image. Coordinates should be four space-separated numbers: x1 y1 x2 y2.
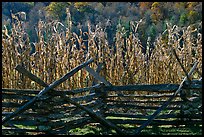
13 124 37 130
2 123 202 135
139 125 202 135
67 121 202 135
69 124 103 135
2 116 202 135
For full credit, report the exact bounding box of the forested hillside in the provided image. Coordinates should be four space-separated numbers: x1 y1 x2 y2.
2 2 202 45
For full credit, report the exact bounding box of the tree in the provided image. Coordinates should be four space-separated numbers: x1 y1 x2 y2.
186 2 200 24
179 12 188 26
27 2 47 42
139 2 152 16
150 2 164 24
2 2 34 19
45 2 70 21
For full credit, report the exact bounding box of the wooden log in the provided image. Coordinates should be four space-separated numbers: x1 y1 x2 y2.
70 99 102 107
105 113 175 119
47 113 73 120
84 66 112 86
2 94 34 100
108 119 202 125
133 61 198 135
2 102 24 108
2 83 103 96
104 113 153 119
183 80 202 89
48 117 91 128
33 100 101 112
71 98 103 109
65 117 92 125
104 113 202 119
106 104 181 110
106 94 180 98
71 92 99 102
3 113 61 121
70 106 103 118
187 79 202 84
2 111 39 117
34 83 103 100
60 83 103 94
172 48 191 81
90 63 105 94
2 58 94 125
13 64 126 135
92 63 104 86
1 84 144 96
4 120 40 126
32 93 100 109
2 112 13 116
2 86 107 95
104 84 179 92
4 114 49 122
66 117 94 128
2 128 40 133
106 101 181 107
31 99 101 114
105 100 183 104
40 85 97 98
2 111 38 116
2 88 40 94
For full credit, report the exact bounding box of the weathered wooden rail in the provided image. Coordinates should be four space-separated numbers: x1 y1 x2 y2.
104 81 202 134
2 80 202 135
2 58 202 135
2 86 104 134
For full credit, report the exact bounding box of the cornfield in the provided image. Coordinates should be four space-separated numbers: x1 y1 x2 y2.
2 15 202 91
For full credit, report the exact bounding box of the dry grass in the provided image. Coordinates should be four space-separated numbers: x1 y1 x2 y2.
2 15 202 91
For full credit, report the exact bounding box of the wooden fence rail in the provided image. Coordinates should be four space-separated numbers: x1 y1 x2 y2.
2 78 202 135
2 60 202 135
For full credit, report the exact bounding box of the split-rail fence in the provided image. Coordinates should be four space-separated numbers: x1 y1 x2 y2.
2 58 202 135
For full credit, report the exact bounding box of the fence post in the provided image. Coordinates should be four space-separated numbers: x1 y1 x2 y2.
96 83 107 117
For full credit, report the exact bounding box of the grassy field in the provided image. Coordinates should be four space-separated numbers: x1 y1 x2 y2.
69 123 202 135
2 117 201 135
